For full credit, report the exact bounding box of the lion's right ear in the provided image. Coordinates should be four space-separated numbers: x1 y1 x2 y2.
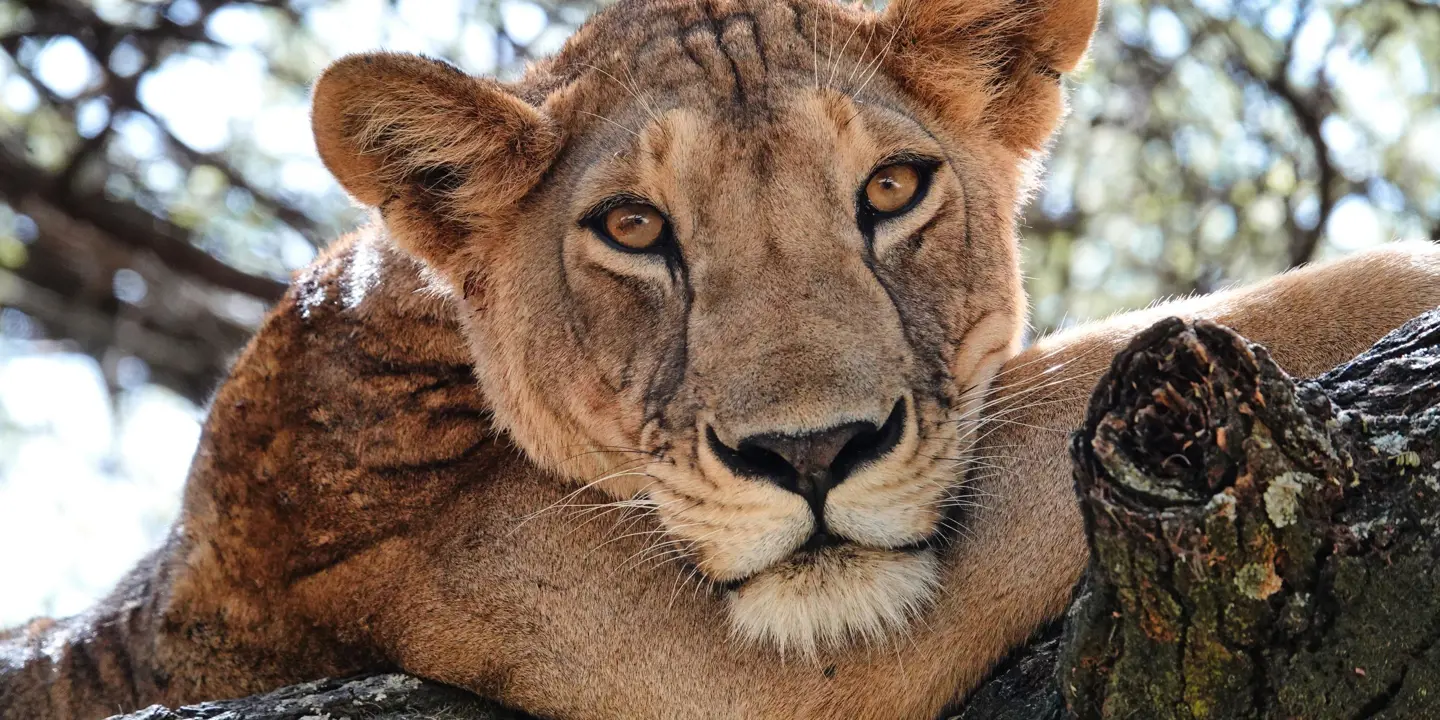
883 0 1100 152
311 53 560 264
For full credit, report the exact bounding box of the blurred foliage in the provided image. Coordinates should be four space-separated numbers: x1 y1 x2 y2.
0 0 1436 393
1030 0 1440 328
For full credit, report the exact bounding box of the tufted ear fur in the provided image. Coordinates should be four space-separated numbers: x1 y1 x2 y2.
884 0 1100 152
311 52 561 266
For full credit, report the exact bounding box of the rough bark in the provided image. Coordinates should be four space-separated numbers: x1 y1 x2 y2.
105 308 1440 719
950 621 1067 720
107 674 524 720
1059 309 1440 718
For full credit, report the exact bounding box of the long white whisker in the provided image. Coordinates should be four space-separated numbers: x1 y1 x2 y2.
510 458 662 535
577 109 641 140
828 18 864 88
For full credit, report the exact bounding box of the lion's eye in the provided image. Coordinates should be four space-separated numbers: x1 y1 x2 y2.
600 203 666 251
863 163 923 215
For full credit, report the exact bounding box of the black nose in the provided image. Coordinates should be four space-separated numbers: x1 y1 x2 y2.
707 400 907 512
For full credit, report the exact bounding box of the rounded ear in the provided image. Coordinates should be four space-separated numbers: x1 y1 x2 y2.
311 52 561 263
883 0 1100 151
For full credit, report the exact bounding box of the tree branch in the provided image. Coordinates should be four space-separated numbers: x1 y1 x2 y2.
0 143 288 302
110 674 526 720
1060 310 1440 717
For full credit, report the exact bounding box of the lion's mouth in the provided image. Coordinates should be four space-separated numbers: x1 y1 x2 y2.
796 528 936 557
717 528 939 592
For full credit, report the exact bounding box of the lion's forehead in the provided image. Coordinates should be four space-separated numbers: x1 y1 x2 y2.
545 0 878 114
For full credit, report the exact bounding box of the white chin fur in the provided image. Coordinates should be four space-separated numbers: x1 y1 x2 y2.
726 546 939 656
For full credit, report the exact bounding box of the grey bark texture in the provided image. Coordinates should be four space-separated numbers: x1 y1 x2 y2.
107 674 524 720
108 307 1440 720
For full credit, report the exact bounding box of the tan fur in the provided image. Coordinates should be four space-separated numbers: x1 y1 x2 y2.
4 0 1440 718
307 0 1059 650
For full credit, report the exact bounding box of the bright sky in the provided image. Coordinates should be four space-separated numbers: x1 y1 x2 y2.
0 346 200 625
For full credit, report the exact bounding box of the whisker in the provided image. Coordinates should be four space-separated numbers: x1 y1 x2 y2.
509 457 663 535
958 376 1092 415
577 109 641 140
619 63 662 125
811 3 820 89
828 18 864 89
845 0 911 124
945 378 1089 424
920 455 1011 471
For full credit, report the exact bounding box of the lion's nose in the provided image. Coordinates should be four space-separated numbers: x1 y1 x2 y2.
707 400 906 512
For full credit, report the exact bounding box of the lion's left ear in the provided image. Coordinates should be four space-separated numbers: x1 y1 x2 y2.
311 52 562 267
883 0 1100 152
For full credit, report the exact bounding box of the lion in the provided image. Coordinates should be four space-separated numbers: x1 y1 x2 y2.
4 0 1440 717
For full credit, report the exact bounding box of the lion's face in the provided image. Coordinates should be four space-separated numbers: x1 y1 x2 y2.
504 91 1025 652
312 0 1098 653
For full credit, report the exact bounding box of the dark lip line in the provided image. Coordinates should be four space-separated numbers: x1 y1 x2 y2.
714 533 939 594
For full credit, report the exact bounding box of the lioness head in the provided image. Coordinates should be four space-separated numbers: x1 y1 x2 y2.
311 0 1097 654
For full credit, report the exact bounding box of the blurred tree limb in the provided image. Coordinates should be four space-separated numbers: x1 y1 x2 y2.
1 142 265 402
0 143 286 302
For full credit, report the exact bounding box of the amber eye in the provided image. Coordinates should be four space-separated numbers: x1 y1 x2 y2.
601 203 667 251
864 163 922 215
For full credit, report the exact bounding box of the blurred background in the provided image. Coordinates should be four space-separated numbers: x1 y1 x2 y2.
1 0 1438 626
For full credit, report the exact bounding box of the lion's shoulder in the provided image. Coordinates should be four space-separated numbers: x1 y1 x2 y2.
186 224 498 579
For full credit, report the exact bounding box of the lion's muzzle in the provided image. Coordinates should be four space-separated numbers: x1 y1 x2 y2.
705 398 907 537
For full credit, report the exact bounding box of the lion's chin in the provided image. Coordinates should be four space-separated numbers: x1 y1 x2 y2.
724 545 940 656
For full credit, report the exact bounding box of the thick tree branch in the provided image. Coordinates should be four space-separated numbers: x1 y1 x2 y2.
1060 310 1440 717
109 674 525 720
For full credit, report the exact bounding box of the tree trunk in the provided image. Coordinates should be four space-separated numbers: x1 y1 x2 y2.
107 308 1440 720
1059 309 1440 719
